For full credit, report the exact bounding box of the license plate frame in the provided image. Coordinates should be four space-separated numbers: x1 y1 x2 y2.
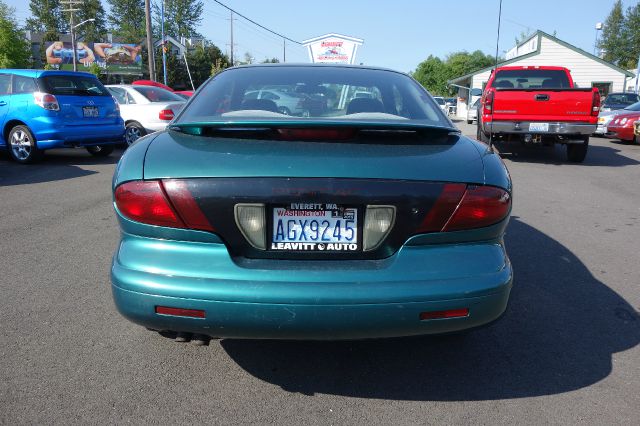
529 122 549 132
270 204 360 252
83 106 99 118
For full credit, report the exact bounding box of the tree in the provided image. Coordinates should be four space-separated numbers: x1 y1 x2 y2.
74 0 107 42
0 1 32 68
153 0 203 38
186 43 229 87
622 3 640 69
262 57 280 63
26 0 65 41
107 0 145 43
412 50 495 96
598 0 626 65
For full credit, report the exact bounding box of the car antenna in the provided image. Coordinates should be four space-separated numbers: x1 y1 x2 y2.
489 0 503 150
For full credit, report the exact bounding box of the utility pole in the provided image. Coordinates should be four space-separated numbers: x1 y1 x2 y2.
61 0 81 72
161 0 167 85
229 11 234 66
283 39 286 63
144 0 155 81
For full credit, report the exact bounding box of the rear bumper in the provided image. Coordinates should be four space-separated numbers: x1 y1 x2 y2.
33 118 125 149
485 121 596 135
605 126 635 141
111 234 513 340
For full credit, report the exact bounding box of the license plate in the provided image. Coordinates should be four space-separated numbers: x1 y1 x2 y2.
271 204 358 251
83 106 99 118
529 122 549 132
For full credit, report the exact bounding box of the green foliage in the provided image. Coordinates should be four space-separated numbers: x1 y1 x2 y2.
154 42 228 89
0 1 32 68
107 0 146 43
73 0 108 42
621 3 640 69
152 0 203 38
412 50 495 96
26 0 65 34
262 57 280 63
86 62 102 77
598 0 626 66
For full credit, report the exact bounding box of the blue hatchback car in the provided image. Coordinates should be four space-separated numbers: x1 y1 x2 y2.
111 65 513 341
0 70 124 163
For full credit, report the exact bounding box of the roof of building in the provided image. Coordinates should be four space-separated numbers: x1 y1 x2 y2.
449 30 635 85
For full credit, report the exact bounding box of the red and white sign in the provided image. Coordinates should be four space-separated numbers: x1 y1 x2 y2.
302 34 364 65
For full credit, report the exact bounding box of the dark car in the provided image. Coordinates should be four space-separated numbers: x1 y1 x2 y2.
600 92 640 112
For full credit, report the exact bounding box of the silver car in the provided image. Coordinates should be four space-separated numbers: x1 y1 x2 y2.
107 85 186 145
467 98 480 124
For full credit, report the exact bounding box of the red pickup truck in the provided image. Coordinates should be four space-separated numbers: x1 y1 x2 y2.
476 66 600 162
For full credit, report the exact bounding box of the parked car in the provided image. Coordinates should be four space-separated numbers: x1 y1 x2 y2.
110 64 513 341
596 100 640 135
606 110 640 143
132 79 193 97
477 66 600 162
433 96 447 113
106 84 186 145
0 70 124 163
445 97 457 116
467 98 480 124
599 92 639 112
244 89 308 115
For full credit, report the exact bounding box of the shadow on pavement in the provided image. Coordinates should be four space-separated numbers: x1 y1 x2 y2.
221 217 639 400
495 141 639 167
0 148 123 186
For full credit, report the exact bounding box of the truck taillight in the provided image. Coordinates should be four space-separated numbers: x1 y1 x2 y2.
159 109 174 120
33 92 59 111
482 91 494 115
591 88 601 116
418 184 511 233
115 180 213 231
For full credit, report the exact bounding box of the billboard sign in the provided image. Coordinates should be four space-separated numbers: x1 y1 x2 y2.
45 41 143 75
302 34 364 65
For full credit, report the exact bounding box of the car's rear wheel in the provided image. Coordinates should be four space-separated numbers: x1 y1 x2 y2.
7 125 43 164
476 121 490 143
125 122 146 146
566 137 589 163
467 119 473 124
86 145 114 157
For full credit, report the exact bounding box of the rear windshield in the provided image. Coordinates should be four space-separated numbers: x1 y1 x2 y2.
39 75 110 96
176 66 450 127
603 93 640 107
492 69 571 89
623 101 640 111
132 86 184 102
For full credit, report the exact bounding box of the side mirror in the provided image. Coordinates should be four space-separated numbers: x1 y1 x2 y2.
470 88 483 97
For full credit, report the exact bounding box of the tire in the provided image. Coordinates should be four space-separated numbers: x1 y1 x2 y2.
125 122 146 146
277 106 291 115
467 120 473 124
566 137 589 163
86 144 114 157
476 120 490 143
7 125 43 164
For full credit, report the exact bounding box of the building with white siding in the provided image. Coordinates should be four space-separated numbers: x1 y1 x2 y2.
448 30 636 118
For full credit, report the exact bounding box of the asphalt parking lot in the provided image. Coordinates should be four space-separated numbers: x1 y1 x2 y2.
1 123 639 424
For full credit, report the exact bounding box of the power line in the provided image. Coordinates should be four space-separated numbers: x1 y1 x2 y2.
210 0 302 45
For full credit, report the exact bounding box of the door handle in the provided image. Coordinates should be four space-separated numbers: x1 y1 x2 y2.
0 101 6 106
535 94 549 101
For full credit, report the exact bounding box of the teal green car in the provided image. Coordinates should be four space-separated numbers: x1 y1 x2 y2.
111 65 512 340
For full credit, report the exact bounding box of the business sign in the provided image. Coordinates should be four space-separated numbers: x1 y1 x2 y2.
302 34 364 65
45 41 143 75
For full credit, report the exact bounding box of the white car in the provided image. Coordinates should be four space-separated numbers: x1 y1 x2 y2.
467 98 480 124
433 96 448 114
106 84 186 145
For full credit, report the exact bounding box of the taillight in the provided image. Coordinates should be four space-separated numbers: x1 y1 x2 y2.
482 90 494 115
115 180 213 231
591 88 601 116
159 109 174 120
419 184 510 232
33 92 60 111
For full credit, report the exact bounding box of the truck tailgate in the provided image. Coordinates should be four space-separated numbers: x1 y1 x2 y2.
492 88 596 122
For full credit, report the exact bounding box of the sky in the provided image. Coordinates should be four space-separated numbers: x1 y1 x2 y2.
5 0 637 73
